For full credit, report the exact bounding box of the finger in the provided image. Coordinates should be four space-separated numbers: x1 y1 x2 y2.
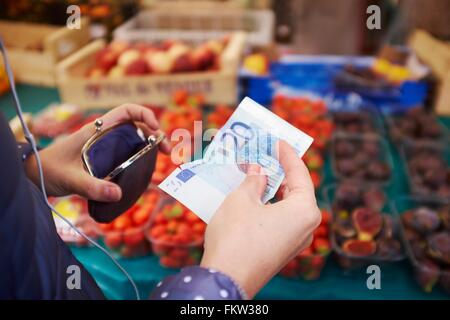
238 164 267 201
277 140 314 195
72 171 122 202
102 104 159 131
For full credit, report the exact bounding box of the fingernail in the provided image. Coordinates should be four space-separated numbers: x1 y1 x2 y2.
104 185 121 201
247 164 261 175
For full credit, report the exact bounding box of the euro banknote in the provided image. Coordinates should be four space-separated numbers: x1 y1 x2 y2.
159 97 313 223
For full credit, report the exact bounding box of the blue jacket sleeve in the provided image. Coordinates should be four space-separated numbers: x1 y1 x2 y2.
150 266 247 300
0 113 104 299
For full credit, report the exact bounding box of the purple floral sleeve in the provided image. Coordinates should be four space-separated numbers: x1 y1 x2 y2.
150 266 247 300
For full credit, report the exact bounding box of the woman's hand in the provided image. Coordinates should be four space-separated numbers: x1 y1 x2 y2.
200 140 321 299
25 104 171 201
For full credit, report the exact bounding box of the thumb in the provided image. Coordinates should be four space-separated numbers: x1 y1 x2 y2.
73 172 122 202
239 164 267 201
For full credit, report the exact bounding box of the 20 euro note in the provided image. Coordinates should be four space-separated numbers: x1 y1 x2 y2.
159 97 313 223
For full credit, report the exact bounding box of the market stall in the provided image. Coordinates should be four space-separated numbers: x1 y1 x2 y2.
0 0 449 301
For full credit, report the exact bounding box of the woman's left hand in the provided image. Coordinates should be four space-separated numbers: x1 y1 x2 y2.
25 104 171 202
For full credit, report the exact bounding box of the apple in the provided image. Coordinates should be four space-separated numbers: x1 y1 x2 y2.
117 49 141 67
172 53 195 73
191 46 216 71
125 58 149 75
108 65 125 78
167 43 191 60
205 39 224 55
145 51 173 74
95 48 119 71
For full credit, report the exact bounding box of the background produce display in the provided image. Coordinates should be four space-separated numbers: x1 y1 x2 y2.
332 134 392 184
98 187 160 258
325 182 404 270
403 142 450 200
279 208 331 280
87 37 227 78
395 197 450 294
146 199 206 268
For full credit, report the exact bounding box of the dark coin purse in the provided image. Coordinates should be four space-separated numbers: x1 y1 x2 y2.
81 120 164 223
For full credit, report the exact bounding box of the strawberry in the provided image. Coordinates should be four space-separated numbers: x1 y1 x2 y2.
123 228 145 246
313 225 328 238
313 238 331 255
104 232 122 249
320 209 331 226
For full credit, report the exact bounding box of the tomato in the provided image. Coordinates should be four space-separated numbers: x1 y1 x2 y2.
169 248 189 259
192 222 206 235
104 232 122 248
173 233 192 245
313 238 331 255
298 247 313 257
98 223 113 232
132 207 151 226
123 228 145 246
166 220 179 233
160 256 182 268
152 243 169 255
152 224 168 238
177 222 191 235
320 209 331 226
112 215 132 231
154 213 167 225
173 90 189 105
185 211 199 224
310 255 325 268
313 225 328 238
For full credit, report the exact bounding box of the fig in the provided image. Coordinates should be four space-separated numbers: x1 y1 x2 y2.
366 161 391 181
333 210 357 239
410 240 427 260
410 207 441 235
404 227 422 243
337 158 356 176
427 232 450 264
379 215 394 239
342 239 376 257
334 183 362 211
414 259 440 293
363 188 385 211
376 238 402 259
352 207 383 240
362 141 380 157
334 140 355 157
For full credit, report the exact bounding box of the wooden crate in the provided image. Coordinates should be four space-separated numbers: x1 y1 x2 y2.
142 0 272 10
113 9 273 47
56 32 246 109
409 29 450 81
0 18 90 87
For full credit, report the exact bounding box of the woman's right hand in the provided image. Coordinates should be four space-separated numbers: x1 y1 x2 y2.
200 140 321 298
